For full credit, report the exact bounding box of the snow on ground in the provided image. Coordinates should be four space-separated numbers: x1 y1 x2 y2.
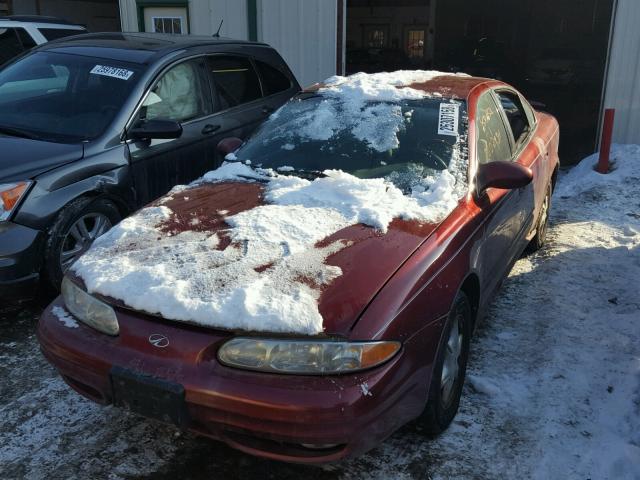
1 146 639 479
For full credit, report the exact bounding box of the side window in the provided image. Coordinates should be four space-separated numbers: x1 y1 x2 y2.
496 91 531 147
143 59 210 123
0 28 25 65
476 92 512 164
207 56 262 110
255 60 291 96
38 28 84 41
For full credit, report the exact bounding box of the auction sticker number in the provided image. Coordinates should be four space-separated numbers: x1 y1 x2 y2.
90 65 134 81
438 103 459 137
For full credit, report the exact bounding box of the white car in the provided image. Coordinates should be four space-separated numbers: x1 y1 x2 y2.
0 15 86 65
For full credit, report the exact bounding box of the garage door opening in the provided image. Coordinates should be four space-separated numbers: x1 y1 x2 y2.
345 0 615 164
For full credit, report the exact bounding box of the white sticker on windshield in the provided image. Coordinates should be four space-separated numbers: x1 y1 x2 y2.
438 103 459 136
90 65 134 81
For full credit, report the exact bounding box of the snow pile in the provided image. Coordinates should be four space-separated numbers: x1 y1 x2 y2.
286 70 468 152
556 144 640 197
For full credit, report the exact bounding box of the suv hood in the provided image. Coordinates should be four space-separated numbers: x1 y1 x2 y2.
0 136 84 182
71 180 443 337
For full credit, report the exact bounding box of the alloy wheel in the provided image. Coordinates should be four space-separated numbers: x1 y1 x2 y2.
60 213 112 272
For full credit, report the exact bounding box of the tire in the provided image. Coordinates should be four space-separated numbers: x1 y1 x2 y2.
419 291 472 435
526 182 552 253
43 197 121 289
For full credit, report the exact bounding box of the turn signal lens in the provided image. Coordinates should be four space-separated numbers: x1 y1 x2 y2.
0 181 31 221
218 338 400 374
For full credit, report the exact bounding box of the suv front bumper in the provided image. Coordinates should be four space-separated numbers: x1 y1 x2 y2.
0 221 43 301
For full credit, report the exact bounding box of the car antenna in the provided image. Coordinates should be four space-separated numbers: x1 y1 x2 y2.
213 19 223 37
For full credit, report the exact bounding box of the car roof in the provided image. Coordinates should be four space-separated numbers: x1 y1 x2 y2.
36 32 269 64
0 15 84 27
303 74 497 100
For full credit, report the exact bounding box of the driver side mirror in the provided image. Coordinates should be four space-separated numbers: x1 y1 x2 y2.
217 137 243 156
128 119 182 140
477 161 533 194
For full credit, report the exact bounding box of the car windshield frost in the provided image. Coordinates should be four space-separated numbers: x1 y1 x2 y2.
235 95 468 192
0 51 142 143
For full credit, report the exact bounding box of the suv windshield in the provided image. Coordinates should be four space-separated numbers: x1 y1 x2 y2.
0 51 142 143
236 95 468 191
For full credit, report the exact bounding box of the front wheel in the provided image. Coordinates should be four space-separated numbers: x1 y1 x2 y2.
43 197 121 289
418 291 472 435
527 183 552 253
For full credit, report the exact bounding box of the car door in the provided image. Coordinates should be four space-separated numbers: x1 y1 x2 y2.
493 89 539 249
204 55 278 157
475 90 531 296
126 57 216 206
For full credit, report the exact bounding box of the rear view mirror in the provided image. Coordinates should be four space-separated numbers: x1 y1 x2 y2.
477 161 533 194
128 119 182 140
217 137 243 156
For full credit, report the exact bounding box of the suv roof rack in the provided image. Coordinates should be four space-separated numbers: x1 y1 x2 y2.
0 15 79 26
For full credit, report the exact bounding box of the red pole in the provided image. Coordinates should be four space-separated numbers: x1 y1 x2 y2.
597 108 615 174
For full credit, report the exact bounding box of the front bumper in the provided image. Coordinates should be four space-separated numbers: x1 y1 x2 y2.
0 221 43 301
37 297 431 463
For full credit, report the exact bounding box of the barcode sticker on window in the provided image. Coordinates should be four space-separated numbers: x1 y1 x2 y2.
90 65 134 81
438 103 459 136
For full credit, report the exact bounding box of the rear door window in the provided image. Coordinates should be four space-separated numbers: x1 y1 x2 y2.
255 60 291 96
207 55 262 110
476 92 512 164
495 90 532 149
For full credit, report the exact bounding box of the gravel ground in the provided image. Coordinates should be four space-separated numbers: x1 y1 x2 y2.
1 159 639 479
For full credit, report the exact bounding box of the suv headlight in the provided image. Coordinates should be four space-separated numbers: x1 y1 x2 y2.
218 338 400 374
0 181 32 221
61 276 119 335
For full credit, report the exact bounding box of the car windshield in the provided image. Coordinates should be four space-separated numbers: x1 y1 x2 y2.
0 51 142 143
235 95 468 192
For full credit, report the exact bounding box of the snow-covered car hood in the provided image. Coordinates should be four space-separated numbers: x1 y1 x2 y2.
70 165 461 336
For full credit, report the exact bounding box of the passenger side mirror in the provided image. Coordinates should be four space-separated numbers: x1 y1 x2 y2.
128 119 182 140
217 137 243 156
477 161 533 194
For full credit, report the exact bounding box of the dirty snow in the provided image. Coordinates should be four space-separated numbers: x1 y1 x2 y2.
50 306 78 329
2 145 640 479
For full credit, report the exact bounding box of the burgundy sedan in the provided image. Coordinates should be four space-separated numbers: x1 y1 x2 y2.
38 72 559 463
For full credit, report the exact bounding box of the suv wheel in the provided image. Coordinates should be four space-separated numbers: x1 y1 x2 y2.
43 197 121 289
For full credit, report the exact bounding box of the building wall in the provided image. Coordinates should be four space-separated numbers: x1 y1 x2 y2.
118 0 336 87
602 0 640 144
257 0 337 87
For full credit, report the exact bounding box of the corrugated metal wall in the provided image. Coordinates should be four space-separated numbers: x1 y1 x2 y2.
257 0 337 87
602 0 640 144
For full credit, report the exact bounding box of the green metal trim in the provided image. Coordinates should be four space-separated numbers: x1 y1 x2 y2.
247 0 257 41
135 0 190 33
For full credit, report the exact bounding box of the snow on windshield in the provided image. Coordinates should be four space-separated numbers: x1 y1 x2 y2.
271 70 469 152
72 71 470 335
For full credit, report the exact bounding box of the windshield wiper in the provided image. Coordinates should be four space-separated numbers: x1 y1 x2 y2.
0 125 42 141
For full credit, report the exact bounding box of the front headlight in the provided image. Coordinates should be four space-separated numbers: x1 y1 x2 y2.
218 338 400 374
61 276 119 335
0 181 32 221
